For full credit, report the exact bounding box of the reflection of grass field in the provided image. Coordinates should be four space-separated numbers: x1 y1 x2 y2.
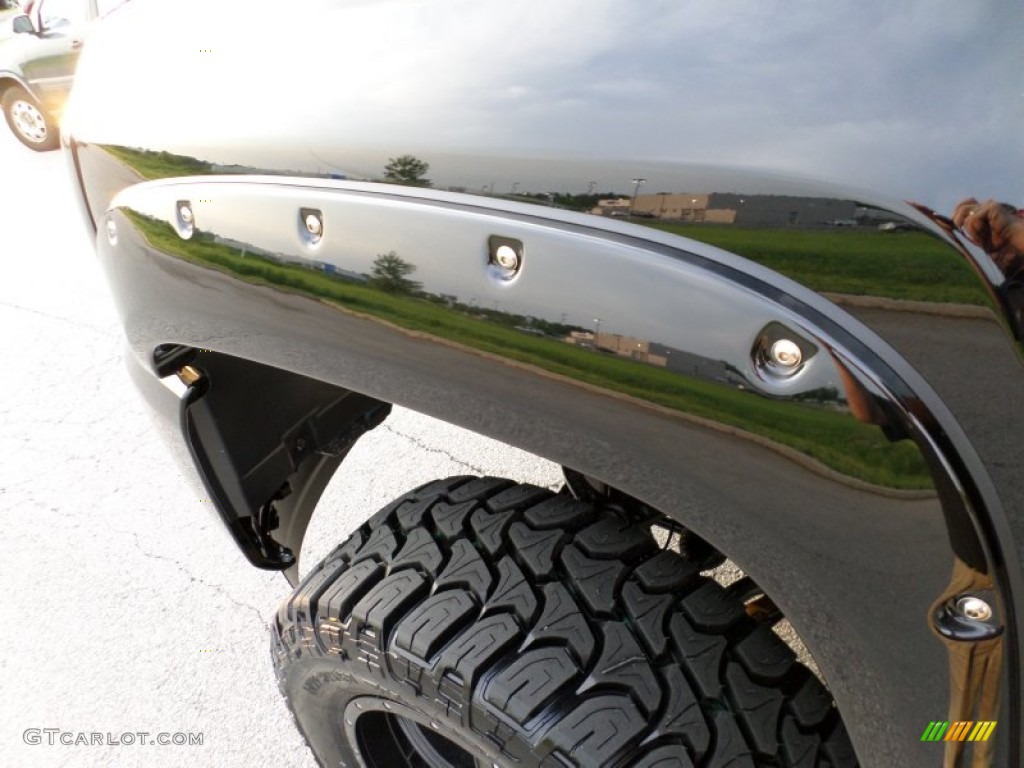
103 146 217 180
125 210 931 490
640 222 983 305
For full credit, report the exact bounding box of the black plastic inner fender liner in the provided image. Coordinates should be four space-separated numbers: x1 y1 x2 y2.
177 349 390 570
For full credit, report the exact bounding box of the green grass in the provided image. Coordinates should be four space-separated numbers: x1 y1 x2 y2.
102 145 218 181
123 210 933 490
639 221 986 305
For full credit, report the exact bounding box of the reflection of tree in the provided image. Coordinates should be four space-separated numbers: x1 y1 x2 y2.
369 251 421 294
383 155 431 187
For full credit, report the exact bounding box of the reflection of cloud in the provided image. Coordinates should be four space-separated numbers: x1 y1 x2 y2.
67 0 1020 212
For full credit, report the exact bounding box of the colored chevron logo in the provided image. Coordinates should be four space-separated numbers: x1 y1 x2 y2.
921 721 997 742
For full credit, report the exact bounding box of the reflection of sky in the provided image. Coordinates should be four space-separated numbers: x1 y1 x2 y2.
68 0 1021 213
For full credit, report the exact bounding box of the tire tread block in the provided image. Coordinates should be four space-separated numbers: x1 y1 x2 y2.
320 560 385 623
679 581 745 633
581 623 661 715
483 646 577 724
780 715 820 768
393 590 477 662
622 581 673 657
440 613 522 684
669 613 726 700
486 556 538 626
634 550 700 594
435 539 492 601
725 663 783 758
390 526 443 576
788 669 833 728
284 557 346 627
632 745 695 768
331 528 365 564
449 476 515 504
543 695 646 765
733 624 795 683
414 475 476 498
350 525 398 565
576 515 655 560
350 570 427 635
560 545 625 616
471 507 517 556
509 522 563 580
395 497 435 533
487 483 553 513
651 665 710 760
820 721 858 767
706 710 756 767
432 499 479 539
523 496 593 531
523 583 596 667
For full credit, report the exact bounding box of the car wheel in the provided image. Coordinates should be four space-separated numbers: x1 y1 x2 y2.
2 87 60 151
273 476 858 767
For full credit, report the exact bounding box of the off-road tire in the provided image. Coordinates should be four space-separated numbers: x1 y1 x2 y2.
273 476 858 767
1 86 60 151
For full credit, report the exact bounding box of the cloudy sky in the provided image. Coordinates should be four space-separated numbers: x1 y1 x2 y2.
73 0 1021 211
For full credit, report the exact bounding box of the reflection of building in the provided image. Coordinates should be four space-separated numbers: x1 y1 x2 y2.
631 193 731 223
592 193 862 228
590 198 632 216
565 331 739 385
595 333 668 365
648 342 735 383
709 194 857 227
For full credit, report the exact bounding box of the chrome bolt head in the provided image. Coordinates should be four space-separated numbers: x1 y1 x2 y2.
304 213 323 237
494 244 519 270
105 218 118 245
956 596 993 622
179 204 194 225
769 339 802 368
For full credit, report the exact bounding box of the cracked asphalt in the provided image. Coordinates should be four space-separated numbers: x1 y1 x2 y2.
1 129 561 766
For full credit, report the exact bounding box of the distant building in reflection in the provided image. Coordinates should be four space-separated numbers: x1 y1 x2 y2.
565 331 740 385
591 193 868 228
593 198 634 216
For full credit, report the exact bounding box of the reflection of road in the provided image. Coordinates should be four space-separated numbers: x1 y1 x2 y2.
75 141 145 222
849 306 1024 536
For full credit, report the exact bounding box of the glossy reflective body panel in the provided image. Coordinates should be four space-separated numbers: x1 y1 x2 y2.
63 1 1023 766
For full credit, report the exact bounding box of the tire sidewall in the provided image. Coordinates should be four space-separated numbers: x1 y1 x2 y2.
279 656 525 768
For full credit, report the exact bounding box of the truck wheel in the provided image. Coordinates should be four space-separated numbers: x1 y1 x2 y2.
2 86 60 151
273 476 858 767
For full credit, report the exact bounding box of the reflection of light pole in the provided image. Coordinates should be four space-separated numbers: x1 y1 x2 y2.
630 178 646 214
593 317 602 342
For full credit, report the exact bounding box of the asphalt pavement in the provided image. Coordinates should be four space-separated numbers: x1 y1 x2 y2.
0 127 561 766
